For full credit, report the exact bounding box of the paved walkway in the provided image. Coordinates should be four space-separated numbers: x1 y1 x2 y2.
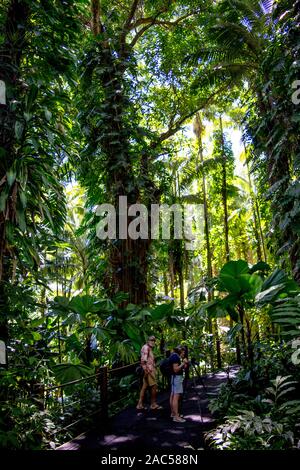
57 366 239 451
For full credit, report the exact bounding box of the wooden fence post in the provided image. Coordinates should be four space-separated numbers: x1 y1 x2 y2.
99 366 108 420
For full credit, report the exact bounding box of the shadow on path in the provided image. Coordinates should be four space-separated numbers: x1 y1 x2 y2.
57 366 240 451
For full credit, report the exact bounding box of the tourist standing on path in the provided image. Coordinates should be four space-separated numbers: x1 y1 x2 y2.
169 346 188 422
136 335 163 411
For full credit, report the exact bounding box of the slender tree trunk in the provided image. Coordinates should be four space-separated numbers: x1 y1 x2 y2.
219 115 230 262
214 319 222 369
194 114 213 279
194 114 219 369
169 253 175 298
244 143 266 262
163 271 168 297
236 338 241 365
255 198 267 263
179 268 185 314
237 305 246 362
245 317 253 366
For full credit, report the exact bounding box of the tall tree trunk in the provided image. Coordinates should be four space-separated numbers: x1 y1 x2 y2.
169 252 175 298
193 114 219 369
179 268 185 313
245 317 253 366
89 4 153 304
244 143 266 262
194 114 213 279
237 305 246 362
163 271 168 297
219 115 230 262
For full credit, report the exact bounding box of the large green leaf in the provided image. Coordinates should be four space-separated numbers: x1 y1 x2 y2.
69 295 102 315
249 261 270 275
238 274 253 293
220 294 240 322
218 274 241 293
227 323 243 344
248 273 263 296
219 260 249 278
218 260 251 294
150 301 174 321
123 322 143 344
52 363 94 384
94 298 116 313
6 168 16 187
204 299 232 319
51 296 70 314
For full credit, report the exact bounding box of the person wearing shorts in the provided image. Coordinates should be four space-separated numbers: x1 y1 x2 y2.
136 336 163 411
169 346 188 422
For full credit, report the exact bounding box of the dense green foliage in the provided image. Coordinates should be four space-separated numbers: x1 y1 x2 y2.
0 0 299 450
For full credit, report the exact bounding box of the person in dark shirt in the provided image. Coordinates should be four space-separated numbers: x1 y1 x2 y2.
169 346 188 423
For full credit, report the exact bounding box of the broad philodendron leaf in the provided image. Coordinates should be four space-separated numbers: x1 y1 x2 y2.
249 261 270 275
53 296 70 309
218 274 241 293
150 301 174 321
123 322 143 344
247 274 264 296
94 298 116 313
52 363 94 384
69 295 102 315
219 260 250 278
218 260 251 294
220 294 240 322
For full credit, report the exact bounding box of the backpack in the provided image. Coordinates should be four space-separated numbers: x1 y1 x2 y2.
159 357 173 378
135 364 144 378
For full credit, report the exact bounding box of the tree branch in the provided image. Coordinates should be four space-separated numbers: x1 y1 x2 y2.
130 10 197 30
120 0 140 49
124 0 140 30
130 22 156 48
150 84 231 149
91 0 103 36
129 9 200 48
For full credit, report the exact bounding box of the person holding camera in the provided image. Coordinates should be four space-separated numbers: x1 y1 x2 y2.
169 345 188 423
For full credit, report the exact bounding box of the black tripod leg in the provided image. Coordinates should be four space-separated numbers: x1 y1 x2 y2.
191 363 207 393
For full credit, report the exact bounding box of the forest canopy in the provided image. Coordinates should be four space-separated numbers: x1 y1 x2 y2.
0 0 300 451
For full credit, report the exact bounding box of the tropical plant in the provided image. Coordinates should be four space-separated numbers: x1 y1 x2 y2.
206 410 295 450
